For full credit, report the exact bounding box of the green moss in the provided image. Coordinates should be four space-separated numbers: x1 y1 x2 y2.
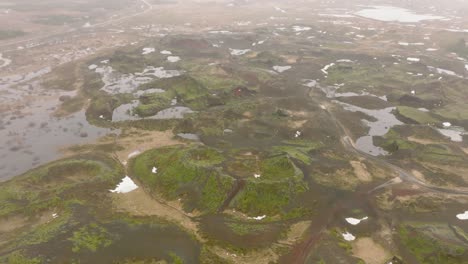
16 211 72 247
225 221 269 236
130 146 233 213
140 76 210 110
0 154 122 217
69 223 113 253
0 30 26 40
399 225 468 263
434 103 468 120
396 106 438 124
272 140 323 165
5 251 41 264
259 155 297 181
169 252 184 264
233 179 307 216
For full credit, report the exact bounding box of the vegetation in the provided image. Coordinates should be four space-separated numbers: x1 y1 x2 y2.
0 30 26 40
399 225 468 264
69 223 113 252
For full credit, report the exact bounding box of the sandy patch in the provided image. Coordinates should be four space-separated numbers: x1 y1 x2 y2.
289 119 308 129
114 129 181 163
407 136 438 145
411 170 427 182
0 210 56 233
352 237 391 264
280 221 311 245
463 148 468 155
111 187 201 240
350 161 372 182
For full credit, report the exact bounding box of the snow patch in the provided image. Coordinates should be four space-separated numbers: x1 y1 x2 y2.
407 57 420 62
110 176 138 194
142 47 155 55
273 65 292 73
345 216 369 225
167 56 181 63
230 49 251 56
342 232 356 241
457 211 468 220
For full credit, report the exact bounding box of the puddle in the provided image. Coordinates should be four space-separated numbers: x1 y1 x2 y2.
134 88 165 97
0 106 113 181
112 101 194 122
427 66 462 78
177 133 200 141
339 103 403 156
0 67 115 180
437 127 466 142
92 64 182 95
355 6 444 23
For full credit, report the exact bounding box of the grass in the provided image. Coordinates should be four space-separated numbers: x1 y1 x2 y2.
33 15 78 25
396 106 438 124
69 223 113 253
0 154 122 217
0 30 26 40
226 221 269 236
5 251 41 264
398 225 468 264
233 177 307 216
129 146 233 213
272 140 323 165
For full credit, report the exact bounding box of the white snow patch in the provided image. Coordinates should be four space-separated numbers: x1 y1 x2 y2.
142 47 156 55
160 50 172 55
443 122 452 127
254 174 261 178
230 49 251 56
457 211 468 220
110 176 138 194
273 65 292 73
407 57 420 62
167 56 181 63
345 216 369 225
0 53 12 68
88 64 98 70
250 215 267 220
152 167 158 174
292 26 311 32
428 66 461 77
342 232 356 241
321 63 335 75
274 7 286 13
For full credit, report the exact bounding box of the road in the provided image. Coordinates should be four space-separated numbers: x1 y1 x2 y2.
0 0 153 52
323 105 468 196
